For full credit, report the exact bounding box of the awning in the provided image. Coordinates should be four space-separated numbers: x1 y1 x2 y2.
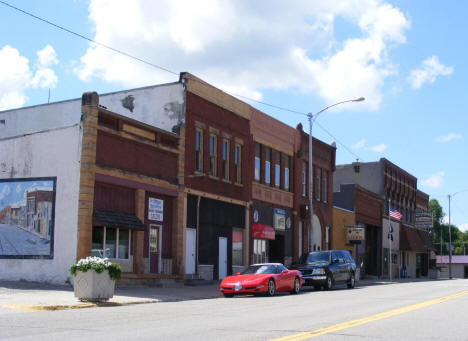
93 209 146 230
252 223 275 240
400 226 426 252
416 229 436 251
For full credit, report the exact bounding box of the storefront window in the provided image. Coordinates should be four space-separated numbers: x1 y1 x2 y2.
232 228 243 266
106 228 117 258
253 239 268 264
91 226 131 259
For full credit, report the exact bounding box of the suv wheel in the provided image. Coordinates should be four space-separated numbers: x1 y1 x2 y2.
347 272 355 289
325 274 333 290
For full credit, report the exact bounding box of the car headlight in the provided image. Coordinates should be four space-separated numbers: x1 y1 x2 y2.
234 283 243 291
312 268 325 275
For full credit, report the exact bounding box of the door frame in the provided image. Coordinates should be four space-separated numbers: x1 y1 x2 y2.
149 224 162 274
218 236 228 280
185 228 196 275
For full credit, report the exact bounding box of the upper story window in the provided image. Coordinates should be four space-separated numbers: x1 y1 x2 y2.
284 155 290 191
302 162 306 197
209 133 217 176
265 147 271 185
323 171 328 203
234 143 242 184
195 128 203 172
316 168 321 201
254 143 261 182
222 138 230 181
274 151 281 188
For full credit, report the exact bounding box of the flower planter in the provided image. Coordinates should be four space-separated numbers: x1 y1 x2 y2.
73 269 115 302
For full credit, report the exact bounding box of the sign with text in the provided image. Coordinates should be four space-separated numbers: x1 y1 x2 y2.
415 211 432 230
148 198 164 221
347 227 365 241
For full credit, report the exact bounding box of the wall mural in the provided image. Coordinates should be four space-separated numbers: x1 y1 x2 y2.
0 177 56 259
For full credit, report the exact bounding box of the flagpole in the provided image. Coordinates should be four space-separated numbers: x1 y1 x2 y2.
389 199 392 282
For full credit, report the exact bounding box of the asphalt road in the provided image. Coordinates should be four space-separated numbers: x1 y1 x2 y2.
0 279 467 340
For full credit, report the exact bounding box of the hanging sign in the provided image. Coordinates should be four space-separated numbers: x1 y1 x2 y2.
148 198 164 221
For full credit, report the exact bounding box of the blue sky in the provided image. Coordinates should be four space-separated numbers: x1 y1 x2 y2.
1 0 467 231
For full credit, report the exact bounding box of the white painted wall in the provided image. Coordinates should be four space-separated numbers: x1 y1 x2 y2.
99 83 185 134
0 125 81 284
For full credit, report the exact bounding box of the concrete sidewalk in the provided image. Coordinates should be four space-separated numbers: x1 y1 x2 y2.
0 277 439 311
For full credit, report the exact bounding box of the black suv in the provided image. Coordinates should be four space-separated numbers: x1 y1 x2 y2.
291 250 356 290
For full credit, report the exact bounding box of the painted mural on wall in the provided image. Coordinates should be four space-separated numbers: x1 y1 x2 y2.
0 177 56 258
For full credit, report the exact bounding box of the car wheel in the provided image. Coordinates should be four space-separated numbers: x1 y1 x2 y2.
223 293 234 298
267 279 276 296
325 274 333 290
347 272 355 289
290 277 300 295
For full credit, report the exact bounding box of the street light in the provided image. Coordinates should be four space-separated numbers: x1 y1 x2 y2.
307 97 365 251
447 188 468 279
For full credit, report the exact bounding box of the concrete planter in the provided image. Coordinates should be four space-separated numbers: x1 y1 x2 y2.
73 269 115 301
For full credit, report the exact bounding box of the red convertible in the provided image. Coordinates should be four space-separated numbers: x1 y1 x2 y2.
219 263 302 297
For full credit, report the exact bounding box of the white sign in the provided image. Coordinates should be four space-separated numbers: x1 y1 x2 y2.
274 213 285 230
148 198 164 221
347 227 365 241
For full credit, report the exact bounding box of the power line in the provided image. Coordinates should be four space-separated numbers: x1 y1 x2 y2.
0 0 364 161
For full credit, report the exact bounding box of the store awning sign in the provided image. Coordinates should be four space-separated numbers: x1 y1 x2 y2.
252 223 275 240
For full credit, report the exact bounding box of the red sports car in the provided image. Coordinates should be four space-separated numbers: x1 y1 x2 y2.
219 263 302 297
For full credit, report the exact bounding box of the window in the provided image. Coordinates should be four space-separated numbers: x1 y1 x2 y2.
265 147 271 184
195 128 203 172
323 171 328 203
302 162 306 197
253 239 267 264
222 138 230 180
92 226 130 259
284 156 290 191
274 151 281 187
232 228 243 266
316 168 321 201
254 143 261 181
209 133 217 176
234 144 242 184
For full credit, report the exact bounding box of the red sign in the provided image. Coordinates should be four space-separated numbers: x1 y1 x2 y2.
251 223 275 240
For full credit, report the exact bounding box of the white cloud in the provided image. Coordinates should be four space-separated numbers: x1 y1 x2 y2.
459 223 468 232
409 56 453 89
368 143 387 152
0 45 59 110
76 0 410 111
421 172 444 189
436 133 463 143
351 138 386 152
352 138 367 149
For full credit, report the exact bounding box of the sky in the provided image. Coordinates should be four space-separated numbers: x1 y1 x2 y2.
0 0 467 231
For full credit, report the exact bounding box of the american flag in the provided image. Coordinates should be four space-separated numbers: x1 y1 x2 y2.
389 205 403 220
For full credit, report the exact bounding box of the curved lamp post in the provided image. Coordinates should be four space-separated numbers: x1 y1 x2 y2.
307 97 365 251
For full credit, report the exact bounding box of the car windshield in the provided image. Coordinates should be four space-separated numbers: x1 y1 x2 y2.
241 265 276 275
299 251 330 264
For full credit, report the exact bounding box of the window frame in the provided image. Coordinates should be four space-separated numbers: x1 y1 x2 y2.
265 147 271 185
222 138 230 181
208 133 218 177
195 128 203 172
92 226 131 260
254 143 261 182
234 143 242 184
284 155 290 191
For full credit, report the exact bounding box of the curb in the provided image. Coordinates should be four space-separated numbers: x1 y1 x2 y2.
2 299 159 312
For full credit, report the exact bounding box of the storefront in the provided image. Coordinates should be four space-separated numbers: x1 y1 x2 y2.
186 195 246 280
251 202 293 266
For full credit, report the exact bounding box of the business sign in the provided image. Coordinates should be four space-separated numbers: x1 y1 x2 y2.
148 198 164 221
415 211 432 230
274 212 285 230
347 227 365 241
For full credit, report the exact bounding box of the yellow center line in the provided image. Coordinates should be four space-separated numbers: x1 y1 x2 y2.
272 290 468 341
